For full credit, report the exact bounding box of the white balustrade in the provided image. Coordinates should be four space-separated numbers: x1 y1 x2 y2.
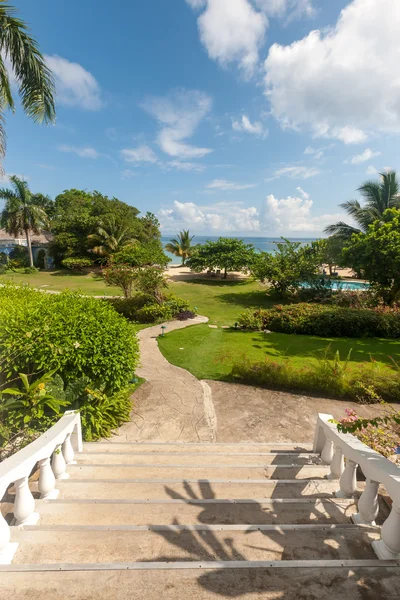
0 411 82 564
314 413 400 560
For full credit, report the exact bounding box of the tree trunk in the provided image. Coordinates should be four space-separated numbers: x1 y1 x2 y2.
224 268 227 279
25 229 34 268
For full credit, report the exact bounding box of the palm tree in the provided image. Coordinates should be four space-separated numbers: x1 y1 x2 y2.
87 215 136 259
0 2 55 162
325 171 400 238
165 230 195 265
0 176 49 266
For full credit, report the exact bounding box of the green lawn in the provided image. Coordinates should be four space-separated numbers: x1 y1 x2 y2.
169 278 275 325
158 324 400 381
0 270 121 296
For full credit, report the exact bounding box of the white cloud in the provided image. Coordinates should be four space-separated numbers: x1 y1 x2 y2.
59 145 99 159
232 115 268 138
159 199 260 232
304 146 324 160
366 165 378 175
166 161 206 172
120 145 158 164
207 179 257 191
264 0 400 143
268 165 321 180
254 0 315 19
187 0 268 77
346 148 382 165
185 0 206 8
45 55 102 111
296 186 310 200
121 169 137 179
262 193 345 234
142 89 212 159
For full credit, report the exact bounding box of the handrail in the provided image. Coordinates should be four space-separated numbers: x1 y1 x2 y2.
314 413 400 560
0 411 82 564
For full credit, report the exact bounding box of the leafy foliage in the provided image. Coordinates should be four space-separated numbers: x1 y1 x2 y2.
325 171 400 238
238 303 400 338
107 293 190 324
343 208 400 305
0 284 139 392
61 257 93 271
231 349 400 403
251 239 321 297
102 264 137 298
187 237 256 278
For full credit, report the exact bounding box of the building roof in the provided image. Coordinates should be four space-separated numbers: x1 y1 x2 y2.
0 228 53 244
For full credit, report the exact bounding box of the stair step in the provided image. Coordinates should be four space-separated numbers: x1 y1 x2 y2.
76 452 321 466
34 498 357 526
55 479 340 500
11 526 380 564
2 565 400 600
67 464 330 480
83 442 314 454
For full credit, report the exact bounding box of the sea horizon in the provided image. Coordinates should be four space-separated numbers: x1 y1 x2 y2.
161 235 319 264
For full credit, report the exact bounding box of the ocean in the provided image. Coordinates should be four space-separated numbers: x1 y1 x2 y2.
161 235 318 265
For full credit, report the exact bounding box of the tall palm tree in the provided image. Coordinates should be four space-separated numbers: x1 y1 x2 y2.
325 171 400 238
165 230 194 265
87 215 136 259
0 2 55 162
0 175 49 266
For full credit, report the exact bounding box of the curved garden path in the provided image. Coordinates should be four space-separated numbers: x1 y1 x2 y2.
112 316 218 443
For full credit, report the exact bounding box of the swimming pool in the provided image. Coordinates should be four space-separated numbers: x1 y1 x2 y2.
301 280 370 291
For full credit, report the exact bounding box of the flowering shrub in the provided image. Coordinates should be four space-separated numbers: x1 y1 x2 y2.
61 257 92 271
337 408 399 460
238 303 400 338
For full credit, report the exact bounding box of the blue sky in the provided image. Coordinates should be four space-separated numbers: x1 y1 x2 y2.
3 0 399 236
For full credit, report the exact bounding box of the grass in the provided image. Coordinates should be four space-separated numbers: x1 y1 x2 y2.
158 324 400 381
0 269 121 296
169 278 275 325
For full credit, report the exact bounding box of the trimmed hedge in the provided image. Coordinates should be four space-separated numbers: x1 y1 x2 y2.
238 303 400 338
0 285 139 392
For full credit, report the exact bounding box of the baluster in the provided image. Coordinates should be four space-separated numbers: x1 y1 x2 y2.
0 511 18 565
52 444 69 480
14 476 39 526
321 439 334 465
327 445 344 480
62 433 75 465
352 479 379 525
372 501 400 560
336 459 358 498
38 457 59 500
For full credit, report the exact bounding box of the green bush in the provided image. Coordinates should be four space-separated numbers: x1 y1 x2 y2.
0 285 139 392
238 304 400 338
61 257 92 271
24 266 39 274
107 293 190 324
231 352 400 402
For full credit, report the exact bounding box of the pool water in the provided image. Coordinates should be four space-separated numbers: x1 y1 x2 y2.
301 280 370 291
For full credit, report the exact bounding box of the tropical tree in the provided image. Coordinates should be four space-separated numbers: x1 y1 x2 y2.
325 171 400 238
0 176 49 266
342 208 400 305
0 2 55 161
87 215 136 259
165 230 194 265
187 237 256 279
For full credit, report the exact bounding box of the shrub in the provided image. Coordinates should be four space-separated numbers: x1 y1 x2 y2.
61 257 92 271
102 264 137 298
238 303 400 338
0 285 139 393
231 351 400 402
175 310 196 321
106 294 153 320
164 294 190 315
24 266 39 274
135 303 173 323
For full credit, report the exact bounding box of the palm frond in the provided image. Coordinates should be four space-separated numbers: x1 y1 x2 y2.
0 5 55 124
324 222 362 237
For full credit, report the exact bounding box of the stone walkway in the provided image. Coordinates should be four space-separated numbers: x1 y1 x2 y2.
112 316 217 443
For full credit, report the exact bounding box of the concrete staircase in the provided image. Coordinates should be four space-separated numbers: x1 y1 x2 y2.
1 441 400 599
